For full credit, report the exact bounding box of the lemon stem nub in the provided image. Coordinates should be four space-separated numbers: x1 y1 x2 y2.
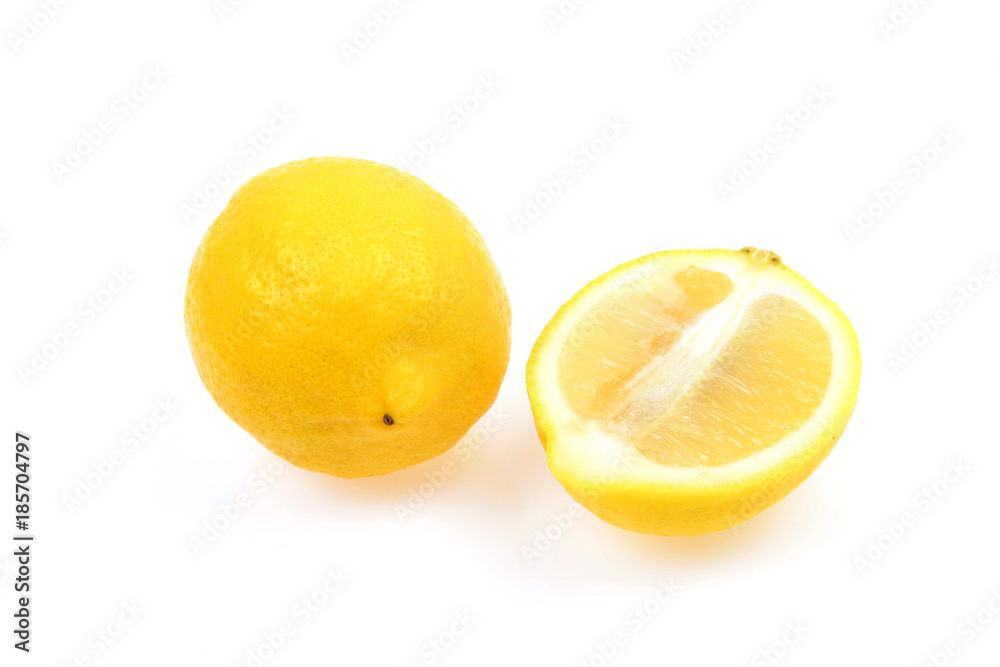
383 414 395 426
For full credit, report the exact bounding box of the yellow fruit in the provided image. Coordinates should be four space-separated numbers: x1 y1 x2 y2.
185 157 511 478
526 248 861 535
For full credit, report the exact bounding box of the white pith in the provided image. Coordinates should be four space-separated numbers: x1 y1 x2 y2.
533 251 861 489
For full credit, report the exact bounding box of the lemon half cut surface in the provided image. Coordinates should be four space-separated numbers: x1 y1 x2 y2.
526 248 861 535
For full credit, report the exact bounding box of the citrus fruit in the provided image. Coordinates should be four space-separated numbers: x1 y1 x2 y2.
526 248 861 535
184 157 511 478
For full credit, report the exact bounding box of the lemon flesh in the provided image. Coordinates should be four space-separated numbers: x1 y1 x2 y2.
185 157 511 478
527 249 860 535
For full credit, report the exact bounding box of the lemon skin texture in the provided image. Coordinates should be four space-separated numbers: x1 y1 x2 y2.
549 415 855 536
185 157 511 478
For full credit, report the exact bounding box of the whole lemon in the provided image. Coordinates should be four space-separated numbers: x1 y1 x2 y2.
184 157 511 478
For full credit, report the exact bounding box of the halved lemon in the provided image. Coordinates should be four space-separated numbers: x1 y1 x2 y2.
526 248 861 536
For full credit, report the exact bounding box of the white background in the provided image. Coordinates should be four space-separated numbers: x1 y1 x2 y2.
2 1 999 665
